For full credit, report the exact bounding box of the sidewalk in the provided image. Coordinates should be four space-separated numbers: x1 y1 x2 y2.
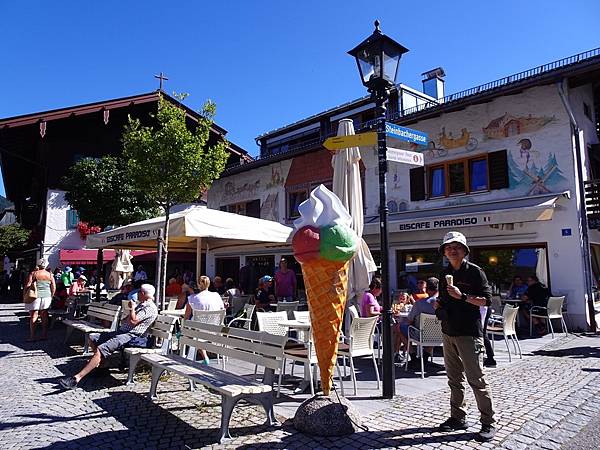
0 302 598 449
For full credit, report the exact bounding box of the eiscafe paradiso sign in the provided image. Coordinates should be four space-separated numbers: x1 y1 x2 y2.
396 214 493 232
102 228 158 245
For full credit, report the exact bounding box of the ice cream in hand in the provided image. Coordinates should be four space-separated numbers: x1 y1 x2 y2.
292 185 358 395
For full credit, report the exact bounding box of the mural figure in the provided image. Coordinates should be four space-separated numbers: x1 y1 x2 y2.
223 179 261 201
261 192 279 222
439 127 478 150
517 138 540 166
482 113 554 140
424 141 448 159
266 165 284 189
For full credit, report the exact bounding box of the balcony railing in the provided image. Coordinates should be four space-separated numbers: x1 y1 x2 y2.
584 179 600 229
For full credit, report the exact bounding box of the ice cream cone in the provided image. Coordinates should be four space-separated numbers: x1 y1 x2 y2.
301 258 350 395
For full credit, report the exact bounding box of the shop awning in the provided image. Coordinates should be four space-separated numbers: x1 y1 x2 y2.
59 249 153 265
364 192 568 234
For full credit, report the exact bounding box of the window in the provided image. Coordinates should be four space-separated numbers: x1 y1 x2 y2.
288 190 308 219
425 156 489 198
470 158 488 192
66 209 79 229
429 166 445 198
220 199 260 218
448 162 466 194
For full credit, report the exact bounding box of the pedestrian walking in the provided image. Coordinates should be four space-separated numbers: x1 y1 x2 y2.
434 231 496 442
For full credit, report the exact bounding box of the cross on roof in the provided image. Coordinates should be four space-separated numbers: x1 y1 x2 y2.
154 72 169 90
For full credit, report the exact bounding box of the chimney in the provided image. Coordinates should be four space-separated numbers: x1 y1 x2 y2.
421 67 445 102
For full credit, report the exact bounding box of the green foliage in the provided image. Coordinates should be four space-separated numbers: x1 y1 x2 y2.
0 224 31 255
122 94 229 209
63 156 159 229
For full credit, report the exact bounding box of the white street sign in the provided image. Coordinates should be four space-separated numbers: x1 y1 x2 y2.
386 147 424 166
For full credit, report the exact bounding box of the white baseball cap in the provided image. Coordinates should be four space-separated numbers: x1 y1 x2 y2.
439 231 470 255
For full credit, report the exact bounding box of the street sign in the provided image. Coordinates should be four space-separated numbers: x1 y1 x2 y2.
386 147 424 166
323 132 377 150
385 123 428 145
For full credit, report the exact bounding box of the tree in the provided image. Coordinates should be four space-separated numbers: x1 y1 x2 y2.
63 155 159 296
0 224 31 256
122 94 228 303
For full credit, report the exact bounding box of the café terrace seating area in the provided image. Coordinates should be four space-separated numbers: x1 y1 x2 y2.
55 288 567 422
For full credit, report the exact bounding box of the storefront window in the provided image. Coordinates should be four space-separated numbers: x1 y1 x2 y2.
396 249 445 292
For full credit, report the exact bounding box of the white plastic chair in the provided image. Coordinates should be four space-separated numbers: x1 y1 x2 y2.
530 296 568 338
404 313 444 378
187 309 226 363
337 315 380 395
227 304 255 330
487 304 522 362
348 305 359 320
166 298 178 310
276 301 299 319
256 311 288 336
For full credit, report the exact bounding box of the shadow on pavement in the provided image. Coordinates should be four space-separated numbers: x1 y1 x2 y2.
236 422 480 449
0 411 110 432
532 345 600 359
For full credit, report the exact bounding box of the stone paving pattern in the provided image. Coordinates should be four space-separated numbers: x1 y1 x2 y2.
0 303 599 449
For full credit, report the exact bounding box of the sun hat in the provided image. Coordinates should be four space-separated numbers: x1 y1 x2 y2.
64 266 72 272
78 267 86 272
439 231 470 255
78 275 87 281
261 275 273 283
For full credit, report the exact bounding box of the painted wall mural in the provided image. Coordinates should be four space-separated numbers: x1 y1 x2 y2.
507 146 568 196
261 192 279 222
482 113 554 140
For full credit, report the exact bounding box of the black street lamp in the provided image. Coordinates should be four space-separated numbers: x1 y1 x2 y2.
348 20 409 399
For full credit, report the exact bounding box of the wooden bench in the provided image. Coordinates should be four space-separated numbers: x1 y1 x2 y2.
63 302 122 355
124 314 178 384
141 320 287 443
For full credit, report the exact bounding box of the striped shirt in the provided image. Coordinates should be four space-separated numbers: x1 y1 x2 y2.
119 300 158 336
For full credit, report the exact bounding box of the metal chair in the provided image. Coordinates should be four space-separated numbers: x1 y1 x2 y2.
227 304 255 330
487 305 522 362
530 296 568 338
276 301 299 319
338 315 380 395
404 313 444 378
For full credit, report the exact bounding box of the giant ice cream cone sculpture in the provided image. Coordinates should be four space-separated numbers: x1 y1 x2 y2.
292 185 358 395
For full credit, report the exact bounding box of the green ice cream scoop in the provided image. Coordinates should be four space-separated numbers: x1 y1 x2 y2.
319 223 358 262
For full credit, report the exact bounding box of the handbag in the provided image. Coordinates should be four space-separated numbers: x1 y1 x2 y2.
23 272 38 304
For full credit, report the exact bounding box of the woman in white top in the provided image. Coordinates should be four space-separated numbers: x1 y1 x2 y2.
185 275 225 365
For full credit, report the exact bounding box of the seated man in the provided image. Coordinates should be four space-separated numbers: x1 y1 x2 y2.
59 284 159 390
520 275 550 334
395 277 438 366
254 276 275 310
509 275 527 299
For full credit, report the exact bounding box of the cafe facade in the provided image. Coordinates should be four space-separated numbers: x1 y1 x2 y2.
207 48 600 330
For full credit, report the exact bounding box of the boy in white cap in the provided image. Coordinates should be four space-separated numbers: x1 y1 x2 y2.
435 231 496 442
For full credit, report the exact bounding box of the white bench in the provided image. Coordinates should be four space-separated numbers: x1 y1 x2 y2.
63 302 121 355
141 321 287 443
124 314 178 384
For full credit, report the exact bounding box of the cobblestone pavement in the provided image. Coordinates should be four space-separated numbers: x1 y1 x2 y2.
0 302 599 449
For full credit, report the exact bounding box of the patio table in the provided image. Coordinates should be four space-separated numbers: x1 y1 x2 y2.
278 319 314 394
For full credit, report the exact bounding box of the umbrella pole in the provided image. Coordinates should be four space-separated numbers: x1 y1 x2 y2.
155 229 163 308
196 238 202 284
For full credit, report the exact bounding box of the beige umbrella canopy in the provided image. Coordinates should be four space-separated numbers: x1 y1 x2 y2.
332 118 377 306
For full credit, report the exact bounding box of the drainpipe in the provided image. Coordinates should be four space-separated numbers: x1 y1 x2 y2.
557 79 597 332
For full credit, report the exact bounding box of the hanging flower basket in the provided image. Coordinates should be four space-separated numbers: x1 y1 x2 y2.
77 222 102 240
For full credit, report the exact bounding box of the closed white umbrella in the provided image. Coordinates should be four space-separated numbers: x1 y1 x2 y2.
108 249 133 289
332 118 377 310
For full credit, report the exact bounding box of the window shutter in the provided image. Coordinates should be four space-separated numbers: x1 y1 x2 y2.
66 210 79 229
488 150 509 190
409 167 426 201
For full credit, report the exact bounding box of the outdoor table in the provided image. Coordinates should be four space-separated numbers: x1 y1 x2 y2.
278 319 313 394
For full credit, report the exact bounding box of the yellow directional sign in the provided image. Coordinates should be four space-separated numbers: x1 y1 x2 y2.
323 132 377 151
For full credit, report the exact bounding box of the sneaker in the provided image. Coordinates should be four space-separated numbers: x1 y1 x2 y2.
483 358 497 367
438 417 468 432
394 353 406 364
477 424 496 441
59 377 78 390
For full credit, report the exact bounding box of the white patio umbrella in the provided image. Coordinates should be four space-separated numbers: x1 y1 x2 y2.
332 118 377 309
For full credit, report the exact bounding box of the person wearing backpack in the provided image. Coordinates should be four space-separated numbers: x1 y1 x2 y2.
521 275 550 335
24 258 56 341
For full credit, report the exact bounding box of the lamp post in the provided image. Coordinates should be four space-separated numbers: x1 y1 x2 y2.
348 20 409 399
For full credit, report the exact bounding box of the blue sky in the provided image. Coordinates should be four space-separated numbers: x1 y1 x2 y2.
1 1 599 198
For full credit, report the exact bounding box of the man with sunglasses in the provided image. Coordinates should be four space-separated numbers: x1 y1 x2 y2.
434 231 495 442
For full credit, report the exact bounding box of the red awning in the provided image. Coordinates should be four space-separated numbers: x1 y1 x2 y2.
59 249 153 265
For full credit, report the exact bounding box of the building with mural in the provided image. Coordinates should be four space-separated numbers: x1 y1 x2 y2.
207 47 600 330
